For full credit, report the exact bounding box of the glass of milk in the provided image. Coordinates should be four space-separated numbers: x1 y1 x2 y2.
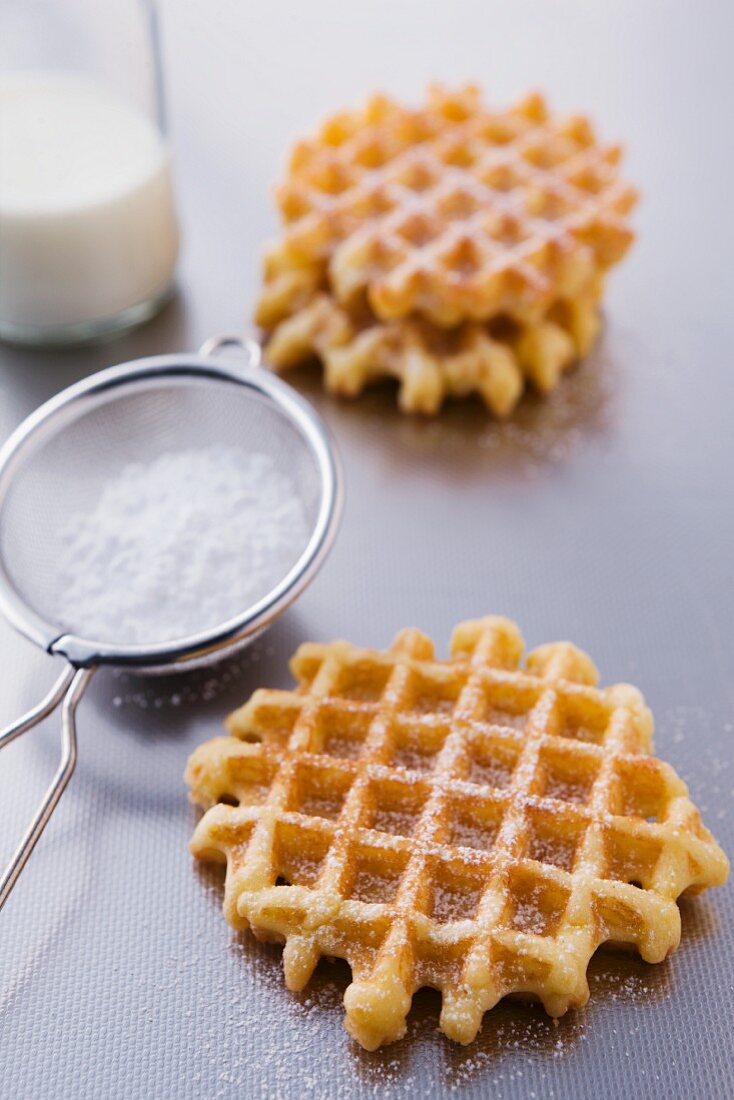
0 0 179 346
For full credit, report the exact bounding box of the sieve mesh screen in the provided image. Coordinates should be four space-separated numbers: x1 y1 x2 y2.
0 374 323 648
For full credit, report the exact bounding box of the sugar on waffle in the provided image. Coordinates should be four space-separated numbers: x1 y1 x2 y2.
256 84 637 330
186 617 728 1050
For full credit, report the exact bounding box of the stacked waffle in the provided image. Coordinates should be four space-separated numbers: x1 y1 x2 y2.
255 85 638 416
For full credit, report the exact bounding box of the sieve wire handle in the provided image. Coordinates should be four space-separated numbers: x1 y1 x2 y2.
0 665 94 913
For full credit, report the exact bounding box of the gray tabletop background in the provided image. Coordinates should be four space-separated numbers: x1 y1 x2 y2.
1 2 733 1097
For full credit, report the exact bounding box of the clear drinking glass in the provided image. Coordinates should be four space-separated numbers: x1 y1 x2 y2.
0 0 179 346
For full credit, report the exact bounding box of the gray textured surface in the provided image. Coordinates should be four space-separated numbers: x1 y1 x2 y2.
1 1 733 1097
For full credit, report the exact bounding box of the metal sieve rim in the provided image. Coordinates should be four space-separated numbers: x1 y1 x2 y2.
0 352 343 669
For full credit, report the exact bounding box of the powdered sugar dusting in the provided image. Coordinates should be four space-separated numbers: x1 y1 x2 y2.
173 868 668 1098
52 445 309 644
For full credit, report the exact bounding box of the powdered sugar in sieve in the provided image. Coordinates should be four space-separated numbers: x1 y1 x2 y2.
52 444 310 645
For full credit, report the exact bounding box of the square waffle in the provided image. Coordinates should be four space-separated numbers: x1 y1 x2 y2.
256 84 636 330
186 617 728 1050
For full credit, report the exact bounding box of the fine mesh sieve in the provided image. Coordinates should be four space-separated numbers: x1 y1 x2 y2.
0 336 343 911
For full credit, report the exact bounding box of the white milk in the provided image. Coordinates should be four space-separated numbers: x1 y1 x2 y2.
0 72 179 337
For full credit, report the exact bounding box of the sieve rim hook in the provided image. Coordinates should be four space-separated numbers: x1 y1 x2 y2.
198 334 262 367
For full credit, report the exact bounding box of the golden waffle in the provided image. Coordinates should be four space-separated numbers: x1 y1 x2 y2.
256 84 637 330
186 617 728 1050
263 280 602 416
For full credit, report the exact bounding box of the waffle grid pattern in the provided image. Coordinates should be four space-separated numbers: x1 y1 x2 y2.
255 85 636 415
186 617 728 1049
259 85 636 327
